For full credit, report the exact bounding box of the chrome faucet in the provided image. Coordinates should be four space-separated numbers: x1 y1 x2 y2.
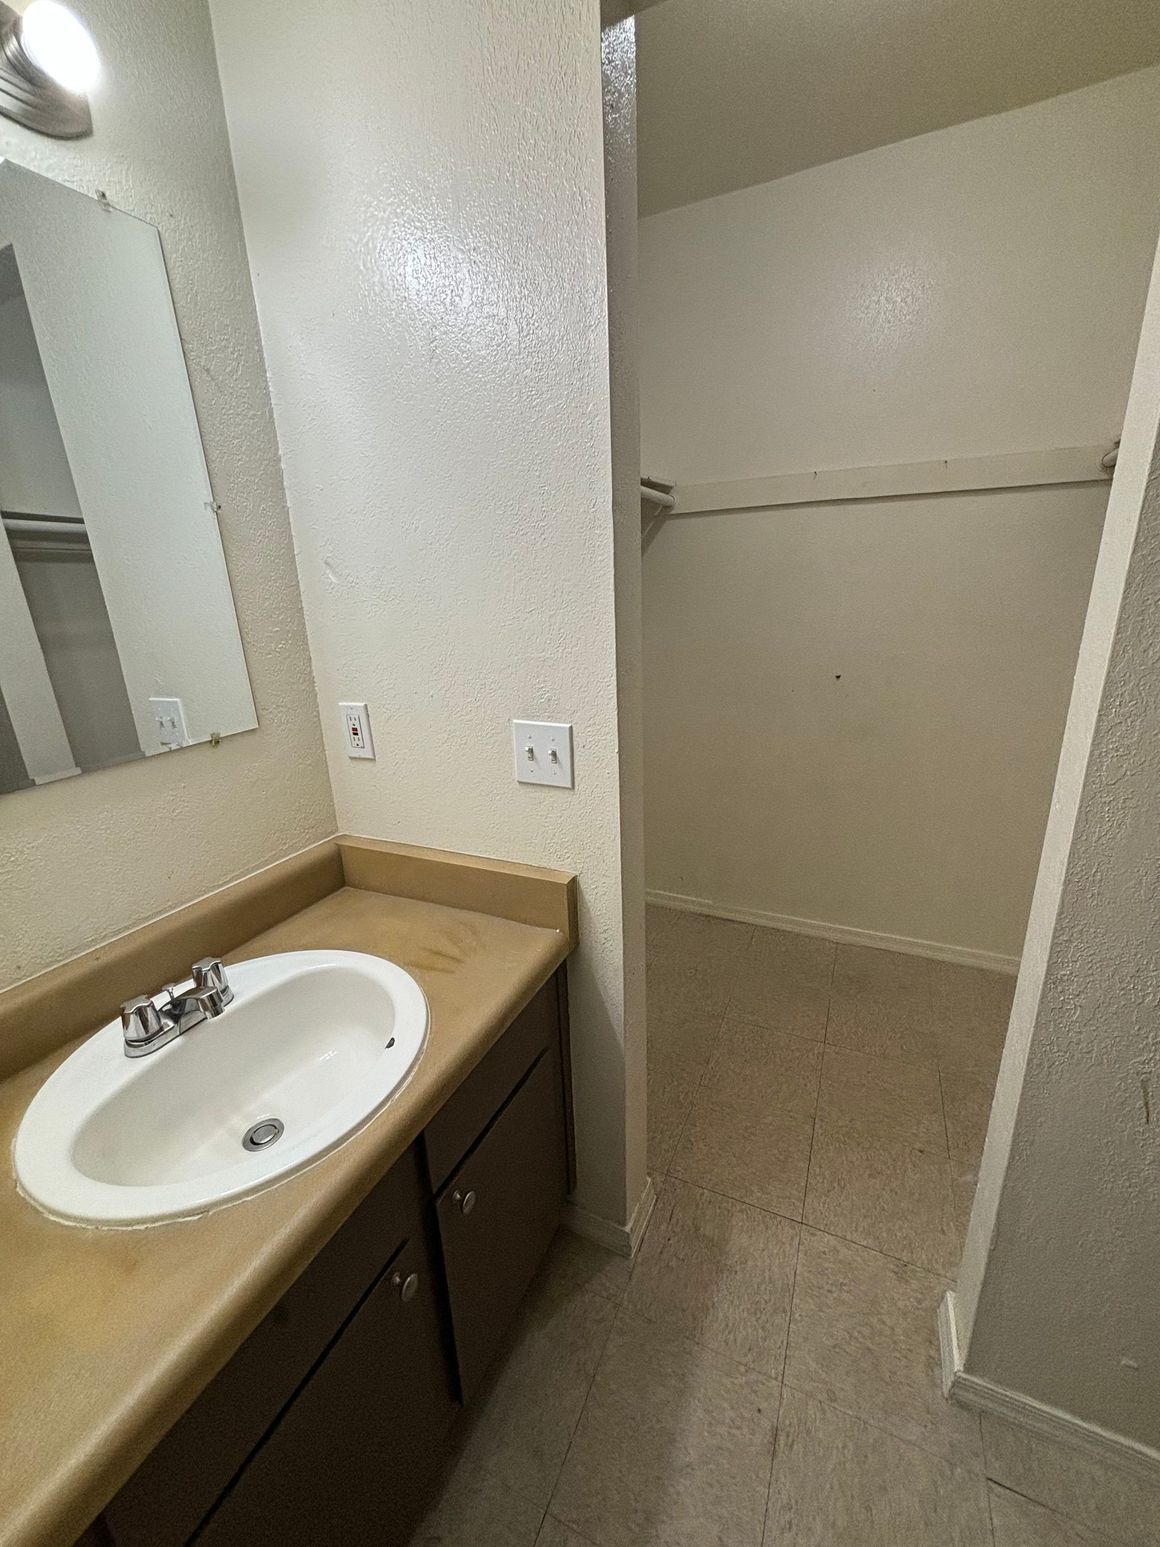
121 957 234 1057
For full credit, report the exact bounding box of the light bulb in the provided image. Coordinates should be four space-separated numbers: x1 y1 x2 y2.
19 1 100 95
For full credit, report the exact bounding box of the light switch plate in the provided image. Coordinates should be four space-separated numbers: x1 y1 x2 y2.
339 701 375 759
149 696 189 749
513 720 574 788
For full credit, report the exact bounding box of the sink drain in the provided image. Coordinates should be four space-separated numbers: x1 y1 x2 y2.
243 1117 285 1151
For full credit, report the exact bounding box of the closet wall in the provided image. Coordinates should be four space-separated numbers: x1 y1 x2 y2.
640 66 1160 965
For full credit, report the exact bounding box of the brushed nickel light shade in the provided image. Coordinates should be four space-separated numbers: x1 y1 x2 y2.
0 1 98 138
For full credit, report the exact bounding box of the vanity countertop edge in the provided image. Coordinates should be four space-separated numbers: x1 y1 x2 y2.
0 859 576 1547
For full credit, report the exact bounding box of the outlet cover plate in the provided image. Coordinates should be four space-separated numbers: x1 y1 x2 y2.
513 720 573 788
149 696 189 750
339 701 375 759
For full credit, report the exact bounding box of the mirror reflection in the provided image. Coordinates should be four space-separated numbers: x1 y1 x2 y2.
0 161 256 795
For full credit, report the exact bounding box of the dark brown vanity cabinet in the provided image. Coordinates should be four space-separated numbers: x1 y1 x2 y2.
196 1228 452 1546
94 970 570 1547
436 1046 567 1401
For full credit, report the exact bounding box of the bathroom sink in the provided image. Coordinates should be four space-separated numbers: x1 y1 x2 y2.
14 951 428 1227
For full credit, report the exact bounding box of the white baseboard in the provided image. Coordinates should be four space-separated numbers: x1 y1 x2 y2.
938 1291 1160 1485
646 889 1020 976
937 1288 964 1399
562 1174 657 1260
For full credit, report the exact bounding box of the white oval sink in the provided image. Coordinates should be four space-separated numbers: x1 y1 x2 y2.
14 950 428 1227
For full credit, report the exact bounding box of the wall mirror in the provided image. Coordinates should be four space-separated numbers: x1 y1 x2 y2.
0 160 256 795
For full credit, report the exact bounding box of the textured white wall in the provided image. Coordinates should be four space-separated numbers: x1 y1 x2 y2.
645 487 1106 962
0 0 335 992
641 68 1160 486
639 69 1160 961
212 0 640 1227
954 234 1160 1452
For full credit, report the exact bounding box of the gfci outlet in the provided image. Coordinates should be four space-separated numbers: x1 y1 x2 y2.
513 720 574 788
339 701 375 759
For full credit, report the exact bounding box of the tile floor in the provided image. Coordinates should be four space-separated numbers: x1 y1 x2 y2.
408 908 1160 1547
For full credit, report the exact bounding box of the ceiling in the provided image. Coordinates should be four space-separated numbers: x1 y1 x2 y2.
636 0 1160 215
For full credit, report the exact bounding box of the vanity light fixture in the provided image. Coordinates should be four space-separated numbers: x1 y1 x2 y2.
0 0 99 138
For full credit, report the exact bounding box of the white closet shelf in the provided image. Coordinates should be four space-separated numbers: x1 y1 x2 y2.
673 444 1115 516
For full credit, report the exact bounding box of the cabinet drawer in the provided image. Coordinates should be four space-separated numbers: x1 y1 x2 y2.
196 1228 454 1547
423 976 560 1193
436 1047 567 1401
103 1149 425 1547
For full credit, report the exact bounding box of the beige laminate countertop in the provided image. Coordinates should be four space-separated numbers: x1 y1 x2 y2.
0 886 570 1547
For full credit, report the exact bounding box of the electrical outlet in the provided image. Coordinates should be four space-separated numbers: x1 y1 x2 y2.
149 696 189 749
512 720 574 788
340 701 375 759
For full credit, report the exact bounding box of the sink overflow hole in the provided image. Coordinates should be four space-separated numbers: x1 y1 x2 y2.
243 1117 285 1151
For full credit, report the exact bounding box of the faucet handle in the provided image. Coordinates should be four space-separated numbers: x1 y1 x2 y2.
121 994 164 1046
191 957 234 1006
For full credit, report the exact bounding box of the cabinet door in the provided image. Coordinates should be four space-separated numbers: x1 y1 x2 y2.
103 1151 426 1547
436 1047 567 1402
195 1231 454 1547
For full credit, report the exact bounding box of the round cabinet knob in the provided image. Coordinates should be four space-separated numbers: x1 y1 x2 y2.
452 1187 477 1216
392 1271 419 1303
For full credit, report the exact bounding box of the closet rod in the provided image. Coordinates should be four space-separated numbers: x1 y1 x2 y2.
640 484 675 509
2 512 89 548
2 510 86 533
675 444 1115 517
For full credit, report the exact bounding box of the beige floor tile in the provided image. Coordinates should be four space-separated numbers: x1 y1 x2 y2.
764 1387 992 1546
625 1177 799 1374
834 942 932 992
649 996 723 1076
672 1084 814 1219
808 1046 958 1274
804 1121 960 1275
712 1014 826 1116
818 1045 946 1149
941 1067 996 1165
930 959 1016 1016
652 906 754 967
453 1272 617 1509
929 960 1014 1078
825 944 934 1062
982 1415 1160 1547
647 1043 703 1175
647 962 727 1025
550 1308 780 1547
784 1228 983 1471
646 999 723 1174
408 1471 545 1547
988 1483 1124 1547
728 926 835 1039
537 1226 634 1305
670 1020 820 1218
648 911 752 1021
535 1518 596 1547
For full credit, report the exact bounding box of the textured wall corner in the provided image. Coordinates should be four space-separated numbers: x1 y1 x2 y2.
957 235 1160 1452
